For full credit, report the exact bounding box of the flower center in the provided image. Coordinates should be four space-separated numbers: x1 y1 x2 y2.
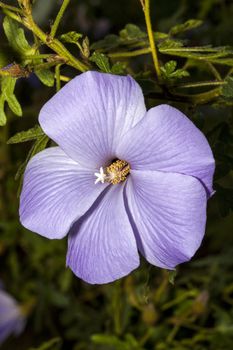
94 159 130 185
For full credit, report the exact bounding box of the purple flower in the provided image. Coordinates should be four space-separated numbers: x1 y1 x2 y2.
0 288 25 344
19 72 215 284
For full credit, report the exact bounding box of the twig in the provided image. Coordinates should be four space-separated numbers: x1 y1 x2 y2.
50 0 70 38
206 62 222 81
173 80 225 89
0 1 23 13
141 0 161 81
2 8 88 72
108 47 151 58
55 64 62 92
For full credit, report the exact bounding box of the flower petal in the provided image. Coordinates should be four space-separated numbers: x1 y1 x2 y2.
39 72 146 168
0 290 25 344
20 147 107 239
117 104 215 196
125 170 207 269
66 185 140 284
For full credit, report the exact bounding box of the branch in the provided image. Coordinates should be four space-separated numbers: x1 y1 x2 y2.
141 0 161 81
50 0 70 38
2 8 89 73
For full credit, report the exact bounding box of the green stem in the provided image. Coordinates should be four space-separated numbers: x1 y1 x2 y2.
142 0 161 80
50 0 70 38
177 87 221 104
55 64 62 92
166 324 180 343
174 80 225 89
3 8 88 72
0 1 23 13
147 87 221 105
60 75 71 82
24 54 55 60
112 281 123 336
206 62 222 81
33 61 61 71
159 48 233 66
109 47 151 58
1 8 20 21
25 13 88 72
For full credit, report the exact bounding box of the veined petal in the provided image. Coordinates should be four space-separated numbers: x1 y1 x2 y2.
66 185 140 284
0 290 25 344
117 104 215 196
39 72 146 169
20 147 107 239
125 170 207 269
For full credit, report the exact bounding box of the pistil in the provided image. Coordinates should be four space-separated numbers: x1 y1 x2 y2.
94 160 130 185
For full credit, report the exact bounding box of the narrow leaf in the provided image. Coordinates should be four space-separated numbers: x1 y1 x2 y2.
29 337 62 350
8 125 44 144
0 95 7 126
221 77 233 98
1 76 23 120
5 94 22 116
168 270 177 285
3 16 33 55
169 19 203 36
60 31 83 44
90 52 111 73
119 24 146 40
35 69 55 87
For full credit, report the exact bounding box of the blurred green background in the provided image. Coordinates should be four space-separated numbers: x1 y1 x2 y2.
0 0 233 349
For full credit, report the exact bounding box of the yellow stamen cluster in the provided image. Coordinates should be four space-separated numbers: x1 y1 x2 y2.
106 159 130 185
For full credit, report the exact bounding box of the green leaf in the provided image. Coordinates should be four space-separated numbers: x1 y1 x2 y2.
0 95 7 126
29 337 62 350
158 39 184 50
162 60 177 74
221 77 233 98
3 16 33 55
91 24 148 52
7 125 44 144
91 334 128 350
111 61 127 75
92 334 144 350
35 69 55 87
27 135 49 160
91 34 121 51
119 24 146 40
159 45 233 66
90 52 111 73
168 270 177 285
169 19 203 36
154 32 169 41
60 31 83 44
161 60 189 80
5 94 22 116
0 76 22 124
1 75 16 95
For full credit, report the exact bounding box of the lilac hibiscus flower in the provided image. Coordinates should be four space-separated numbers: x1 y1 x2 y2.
19 71 215 284
0 288 25 344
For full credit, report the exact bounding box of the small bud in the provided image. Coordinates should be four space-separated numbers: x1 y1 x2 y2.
82 37 90 58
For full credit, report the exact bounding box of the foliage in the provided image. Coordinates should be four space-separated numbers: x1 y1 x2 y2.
0 0 233 349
